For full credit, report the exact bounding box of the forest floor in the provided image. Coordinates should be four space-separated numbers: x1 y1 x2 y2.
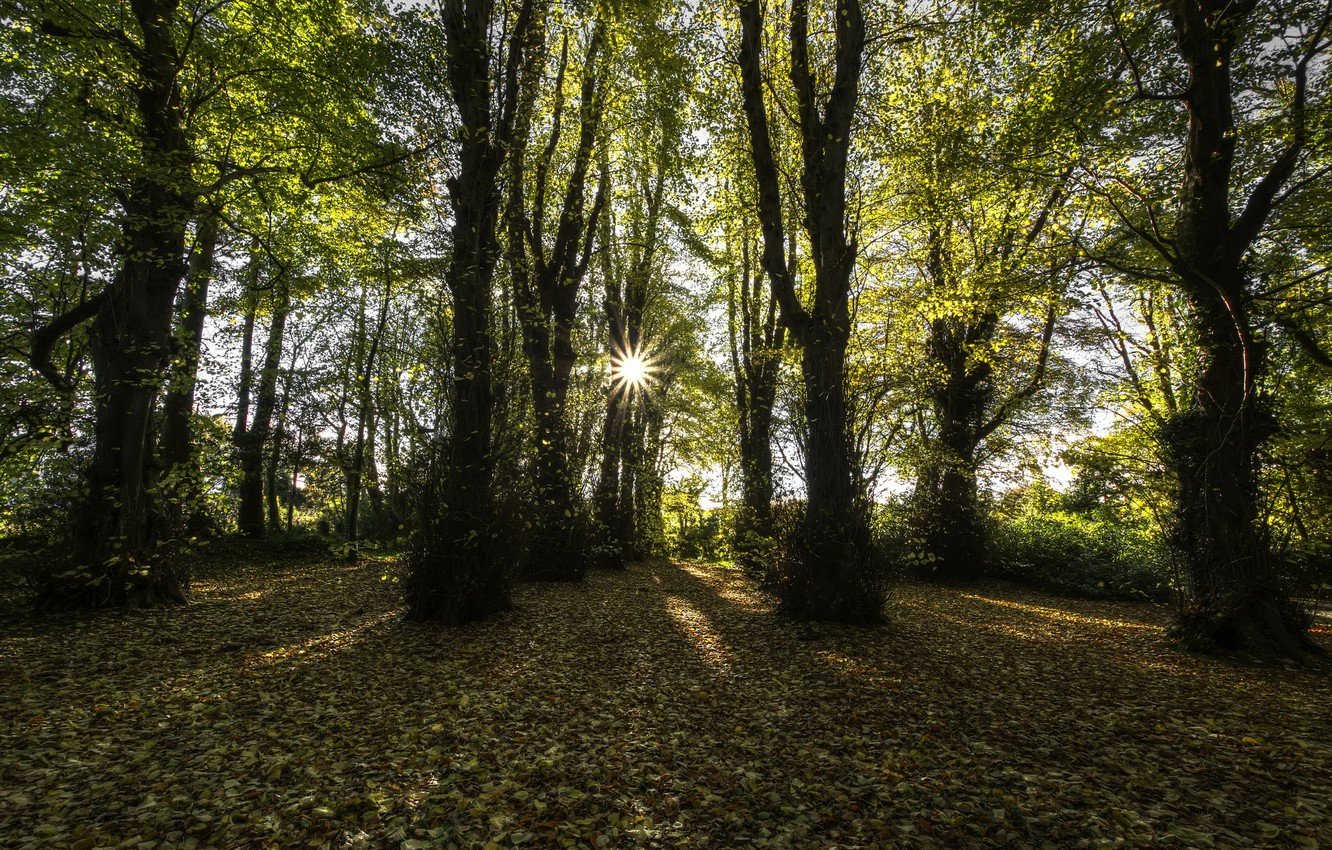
1 551 1330 850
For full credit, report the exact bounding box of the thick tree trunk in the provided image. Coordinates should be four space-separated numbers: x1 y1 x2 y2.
790 317 876 620
1159 0 1320 658
159 209 217 475
406 0 538 624
736 0 881 622
914 313 993 582
915 426 983 582
738 399 776 535
41 0 194 609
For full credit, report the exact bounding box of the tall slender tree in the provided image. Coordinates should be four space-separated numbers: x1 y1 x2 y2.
507 18 610 580
728 235 786 573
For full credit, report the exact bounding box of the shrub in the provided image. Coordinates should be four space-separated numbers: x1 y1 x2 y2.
988 512 1175 601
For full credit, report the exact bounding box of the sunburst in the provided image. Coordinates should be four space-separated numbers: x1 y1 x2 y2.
610 340 657 397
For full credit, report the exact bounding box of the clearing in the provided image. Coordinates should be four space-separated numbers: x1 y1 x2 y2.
1 554 1330 849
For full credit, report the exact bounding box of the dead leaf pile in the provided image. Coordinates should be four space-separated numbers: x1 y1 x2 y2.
1 555 1329 849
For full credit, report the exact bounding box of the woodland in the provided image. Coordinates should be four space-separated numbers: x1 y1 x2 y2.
1 0 1332 846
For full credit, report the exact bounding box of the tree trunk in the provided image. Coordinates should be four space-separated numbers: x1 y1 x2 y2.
509 23 608 580
635 396 668 556
1157 0 1321 658
406 0 539 624
915 414 984 582
349 272 392 545
41 0 195 609
266 419 283 531
730 237 783 576
159 207 218 536
736 0 881 622
594 387 626 567
233 262 260 442
237 289 288 537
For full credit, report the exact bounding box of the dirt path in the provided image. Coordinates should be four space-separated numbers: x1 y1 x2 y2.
1 557 1329 849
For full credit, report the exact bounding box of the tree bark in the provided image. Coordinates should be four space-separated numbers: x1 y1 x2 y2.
349 270 393 545
736 0 881 622
38 0 195 609
509 22 608 580
237 286 288 537
1154 0 1325 658
406 0 539 624
730 237 784 577
233 259 261 443
158 207 219 536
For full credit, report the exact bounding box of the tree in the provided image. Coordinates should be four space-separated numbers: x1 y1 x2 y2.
735 0 883 622
405 0 543 624
16 0 389 607
157 204 221 534
590 7 694 565
506 14 610 580
727 233 786 573
877 5 1101 582
1097 0 1331 656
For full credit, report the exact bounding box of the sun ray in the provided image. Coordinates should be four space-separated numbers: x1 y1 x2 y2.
610 339 657 397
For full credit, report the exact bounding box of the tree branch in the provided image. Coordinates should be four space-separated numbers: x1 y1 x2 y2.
976 302 1057 441
30 290 108 392
1230 0 1332 258
1274 315 1332 371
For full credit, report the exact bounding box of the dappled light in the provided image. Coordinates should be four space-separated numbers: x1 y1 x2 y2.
242 610 398 670
2 0 1330 840
958 593 1162 632
676 561 773 614
2 557 1331 848
665 594 733 676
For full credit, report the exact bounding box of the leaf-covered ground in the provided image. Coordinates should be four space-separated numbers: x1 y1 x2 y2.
2 554 1330 850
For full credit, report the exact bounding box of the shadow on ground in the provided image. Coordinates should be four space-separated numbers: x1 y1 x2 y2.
1 556 1329 849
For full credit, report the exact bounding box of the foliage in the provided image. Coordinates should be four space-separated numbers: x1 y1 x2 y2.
989 511 1175 602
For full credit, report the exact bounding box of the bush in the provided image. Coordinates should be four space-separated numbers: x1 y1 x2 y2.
988 512 1175 601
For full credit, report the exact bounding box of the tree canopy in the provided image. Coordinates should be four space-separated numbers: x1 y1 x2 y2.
0 0 1330 659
